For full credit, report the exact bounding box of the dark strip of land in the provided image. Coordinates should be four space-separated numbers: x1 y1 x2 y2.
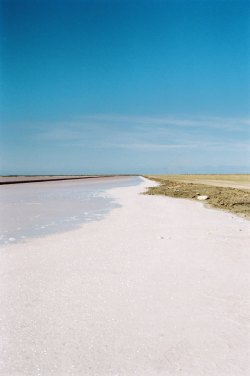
145 174 250 218
0 175 134 185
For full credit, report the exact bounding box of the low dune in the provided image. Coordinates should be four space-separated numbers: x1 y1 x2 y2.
145 174 250 218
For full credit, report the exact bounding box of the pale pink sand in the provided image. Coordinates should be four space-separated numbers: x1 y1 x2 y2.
0 177 249 376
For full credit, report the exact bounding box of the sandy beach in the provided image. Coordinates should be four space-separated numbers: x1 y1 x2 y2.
0 177 249 376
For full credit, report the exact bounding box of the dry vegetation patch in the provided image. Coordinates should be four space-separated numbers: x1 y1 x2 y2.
145 175 250 218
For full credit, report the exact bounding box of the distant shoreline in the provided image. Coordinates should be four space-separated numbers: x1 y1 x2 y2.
0 175 137 185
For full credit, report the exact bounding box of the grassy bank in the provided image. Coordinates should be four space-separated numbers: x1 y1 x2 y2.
144 175 250 218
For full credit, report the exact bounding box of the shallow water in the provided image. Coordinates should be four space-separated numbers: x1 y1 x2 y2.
0 176 141 245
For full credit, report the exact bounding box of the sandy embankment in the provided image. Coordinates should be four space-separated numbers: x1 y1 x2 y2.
0 177 249 376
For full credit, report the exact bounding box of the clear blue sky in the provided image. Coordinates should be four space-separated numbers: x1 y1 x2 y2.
1 0 249 174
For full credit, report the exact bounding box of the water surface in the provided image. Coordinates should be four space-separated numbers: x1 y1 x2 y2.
0 176 141 245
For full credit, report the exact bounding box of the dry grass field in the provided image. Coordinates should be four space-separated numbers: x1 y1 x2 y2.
145 174 250 218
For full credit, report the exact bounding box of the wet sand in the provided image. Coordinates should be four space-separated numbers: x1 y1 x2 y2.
0 176 140 244
0 177 249 375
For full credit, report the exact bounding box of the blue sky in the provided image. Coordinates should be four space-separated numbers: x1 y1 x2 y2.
1 0 250 174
